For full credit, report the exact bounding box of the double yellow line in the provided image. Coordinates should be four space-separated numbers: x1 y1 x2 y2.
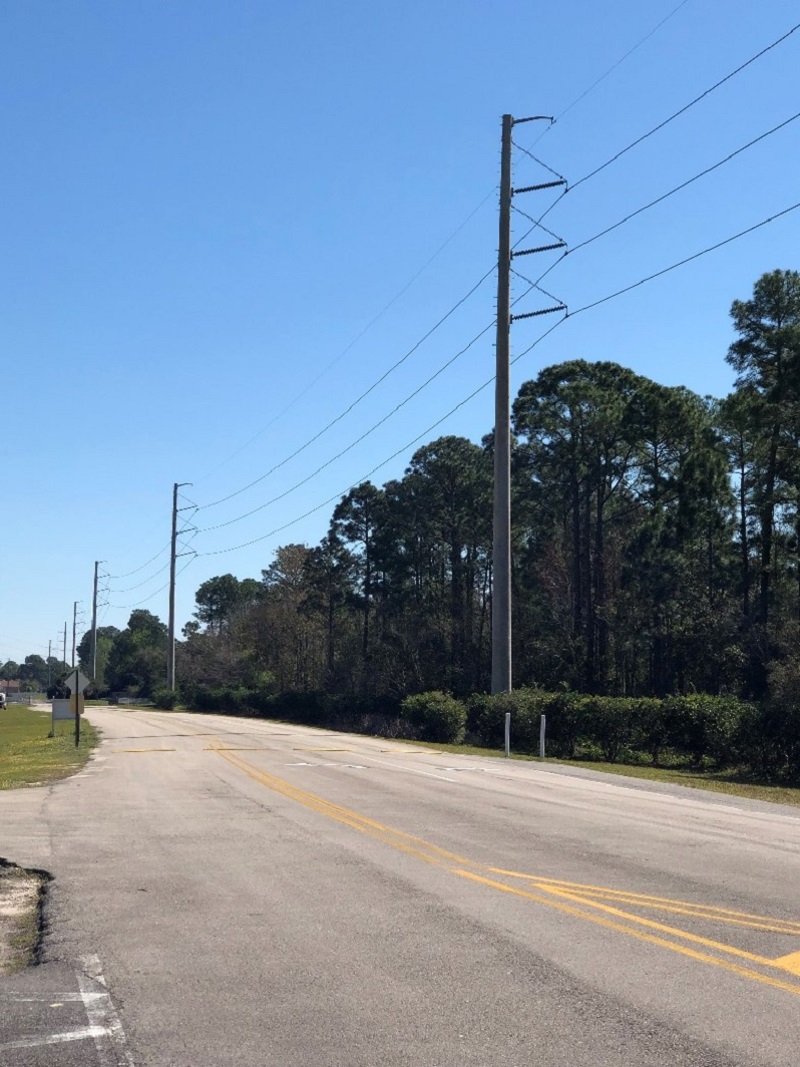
207 739 800 997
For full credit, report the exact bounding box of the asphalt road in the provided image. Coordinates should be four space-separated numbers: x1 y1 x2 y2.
2 706 800 1066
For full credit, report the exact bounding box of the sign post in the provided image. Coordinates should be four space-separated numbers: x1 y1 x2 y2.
64 669 90 747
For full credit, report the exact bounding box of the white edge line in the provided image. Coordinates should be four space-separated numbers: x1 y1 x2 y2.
358 753 457 783
77 954 135 1067
0 1025 108 1050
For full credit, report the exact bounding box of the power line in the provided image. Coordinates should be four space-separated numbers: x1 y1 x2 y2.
194 189 496 487
570 20 800 191
109 559 171 594
569 110 800 255
109 556 196 611
108 542 170 581
509 109 800 318
195 224 569 538
514 196 800 357
198 266 496 512
198 380 495 557
535 0 695 141
197 322 495 533
200 194 800 560
568 199 800 318
187 110 797 549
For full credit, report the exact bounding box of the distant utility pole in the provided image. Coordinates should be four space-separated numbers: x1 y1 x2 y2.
491 113 566 695
71 601 79 668
47 639 52 688
63 621 68 673
90 560 103 681
167 482 192 691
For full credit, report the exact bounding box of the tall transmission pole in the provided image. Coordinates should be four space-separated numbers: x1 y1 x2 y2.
491 114 513 695
167 482 191 691
71 601 79 668
491 113 565 696
90 561 103 681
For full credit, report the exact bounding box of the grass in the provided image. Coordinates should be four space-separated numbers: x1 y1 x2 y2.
0 705 98 789
394 737 800 806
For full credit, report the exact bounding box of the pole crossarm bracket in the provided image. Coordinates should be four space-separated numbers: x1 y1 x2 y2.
513 242 567 257
513 179 567 194
511 305 567 321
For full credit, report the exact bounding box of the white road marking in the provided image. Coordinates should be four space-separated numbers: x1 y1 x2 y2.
0 1025 108 1050
358 754 457 782
0 992 88 1002
77 953 135 1067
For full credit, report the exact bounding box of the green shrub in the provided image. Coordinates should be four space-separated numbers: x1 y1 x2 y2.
401 691 466 743
152 687 178 710
663 695 751 766
466 688 544 751
581 696 645 762
538 691 583 758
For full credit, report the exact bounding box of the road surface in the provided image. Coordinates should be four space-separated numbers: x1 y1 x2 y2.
2 706 800 1066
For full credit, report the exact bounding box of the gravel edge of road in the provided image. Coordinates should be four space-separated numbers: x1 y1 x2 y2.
0 859 51 975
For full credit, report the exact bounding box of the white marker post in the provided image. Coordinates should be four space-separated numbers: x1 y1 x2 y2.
504 712 511 758
539 714 546 760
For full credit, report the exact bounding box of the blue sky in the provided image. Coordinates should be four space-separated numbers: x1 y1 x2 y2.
3 0 799 667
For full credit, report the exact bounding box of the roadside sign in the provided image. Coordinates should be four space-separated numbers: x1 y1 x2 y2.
52 698 72 721
64 669 91 694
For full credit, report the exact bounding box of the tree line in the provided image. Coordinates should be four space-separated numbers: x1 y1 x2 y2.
71 270 798 714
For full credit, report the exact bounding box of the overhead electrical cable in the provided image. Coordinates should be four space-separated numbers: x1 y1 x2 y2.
545 0 694 128
514 197 800 357
197 266 496 512
566 199 800 317
109 556 196 612
199 195 800 560
108 542 170 580
570 110 800 254
570 20 800 191
194 189 497 484
109 559 171 594
197 322 495 533
195 224 567 537
511 108 800 309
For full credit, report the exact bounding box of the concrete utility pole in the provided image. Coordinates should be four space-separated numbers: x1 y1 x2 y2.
71 601 79 668
491 113 565 695
167 483 179 691
167 483 191 691
491 114 513 695
90 561 102 681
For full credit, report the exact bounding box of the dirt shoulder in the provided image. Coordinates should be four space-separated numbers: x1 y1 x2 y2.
0 860 48 974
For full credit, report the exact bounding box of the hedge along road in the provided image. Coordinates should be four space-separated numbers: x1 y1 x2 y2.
2 706 800 1067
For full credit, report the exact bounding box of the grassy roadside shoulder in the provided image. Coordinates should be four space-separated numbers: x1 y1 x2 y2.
394 737 800 807
0 705 99 789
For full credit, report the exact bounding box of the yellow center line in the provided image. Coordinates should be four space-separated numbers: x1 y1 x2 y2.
113 748 177 753
187 734 800 997
452 871 800 999
775 951 800 975
488 870 800 938
516 881 790 971
295 747 353 753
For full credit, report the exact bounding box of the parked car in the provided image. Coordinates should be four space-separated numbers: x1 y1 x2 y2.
0 692 6 709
